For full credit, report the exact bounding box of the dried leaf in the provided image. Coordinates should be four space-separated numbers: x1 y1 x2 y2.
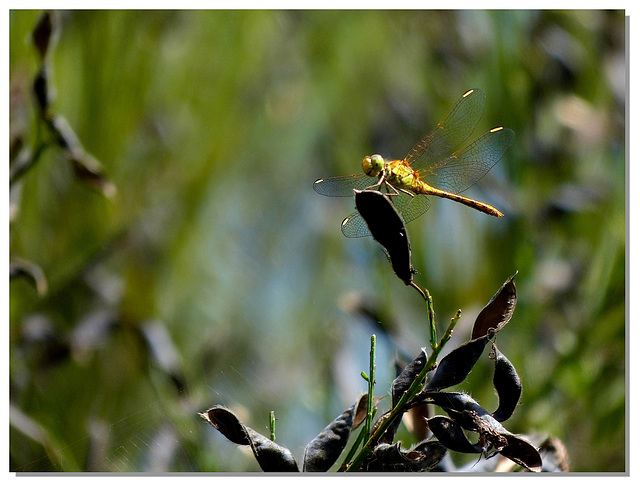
303 404 354 472
352 393 381 430
354 189 415 286
491 345 522 422
425 336 488 391
352 394 369 430
403 402 431 441
472 272 518 340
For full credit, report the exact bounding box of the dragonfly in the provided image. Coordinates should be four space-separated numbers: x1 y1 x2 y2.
313 89 515 238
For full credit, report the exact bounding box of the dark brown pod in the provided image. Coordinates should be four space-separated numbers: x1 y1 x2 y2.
354 189 415 286
303 404 355 472
425 336 489 391
472 272 518 340
491 345 522 422
201 406 299 472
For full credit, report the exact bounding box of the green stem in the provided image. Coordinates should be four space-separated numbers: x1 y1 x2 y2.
426 289 437 350
269 411 276 442
365 334 376 436
344 308 461 471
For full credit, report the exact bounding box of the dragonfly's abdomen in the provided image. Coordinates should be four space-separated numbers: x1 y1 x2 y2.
426 187 504 217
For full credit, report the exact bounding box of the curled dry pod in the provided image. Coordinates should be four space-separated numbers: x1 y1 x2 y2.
499 434 543 472
367 440 447 472
491 345 522 422
303 404 355 472
429 393 542 472
392 348 427 407
427 416 481 454
201 406 299 472
378 349 429 444
354 189 415 286
410 439 448 471
472 271 518 340
425 336 488 391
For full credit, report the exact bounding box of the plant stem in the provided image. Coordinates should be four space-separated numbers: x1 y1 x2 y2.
269 411 276 442
365 334 376 436
426 289 437 350
344 304 462 471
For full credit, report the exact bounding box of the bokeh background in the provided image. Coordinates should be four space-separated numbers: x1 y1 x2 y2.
9 10 625 472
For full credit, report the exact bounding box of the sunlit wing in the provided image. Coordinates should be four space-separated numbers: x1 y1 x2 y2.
419 126 515 195
396 194 431 224
341 210 372 238
404 89 487 171
313 173 377 197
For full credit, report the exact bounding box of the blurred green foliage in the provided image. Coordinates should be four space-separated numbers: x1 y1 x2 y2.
10 10 625 472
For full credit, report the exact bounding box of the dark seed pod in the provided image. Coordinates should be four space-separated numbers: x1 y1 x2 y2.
499 434 543 472
354 189 415 286
427 416 481 454
303 404 355 472
392 348 427 407
472 271 518 339
367 440 447 472
491 345 522 422
201 406 299 472
425 336 488 391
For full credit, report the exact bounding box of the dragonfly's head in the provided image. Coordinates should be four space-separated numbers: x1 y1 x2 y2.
362 154 385 177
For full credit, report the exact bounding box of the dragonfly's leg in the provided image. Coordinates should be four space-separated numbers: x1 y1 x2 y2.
385 182 400 196
365 171 387 190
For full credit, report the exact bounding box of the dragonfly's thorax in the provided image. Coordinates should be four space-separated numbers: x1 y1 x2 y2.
386 159 422 192
362 154 385 177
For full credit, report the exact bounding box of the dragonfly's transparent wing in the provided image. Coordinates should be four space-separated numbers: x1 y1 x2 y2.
405 89 487 171
399 194 431 224
422 127 515 195
341 210 372 238
313 173 377 197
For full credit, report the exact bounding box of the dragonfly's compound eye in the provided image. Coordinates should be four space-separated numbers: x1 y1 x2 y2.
362 154 384 177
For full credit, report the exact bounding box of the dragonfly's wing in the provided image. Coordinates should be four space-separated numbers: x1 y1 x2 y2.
313 173 377 197
399 194 431 224
341 211 372 238
423 127 515 195
405 89 487 171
